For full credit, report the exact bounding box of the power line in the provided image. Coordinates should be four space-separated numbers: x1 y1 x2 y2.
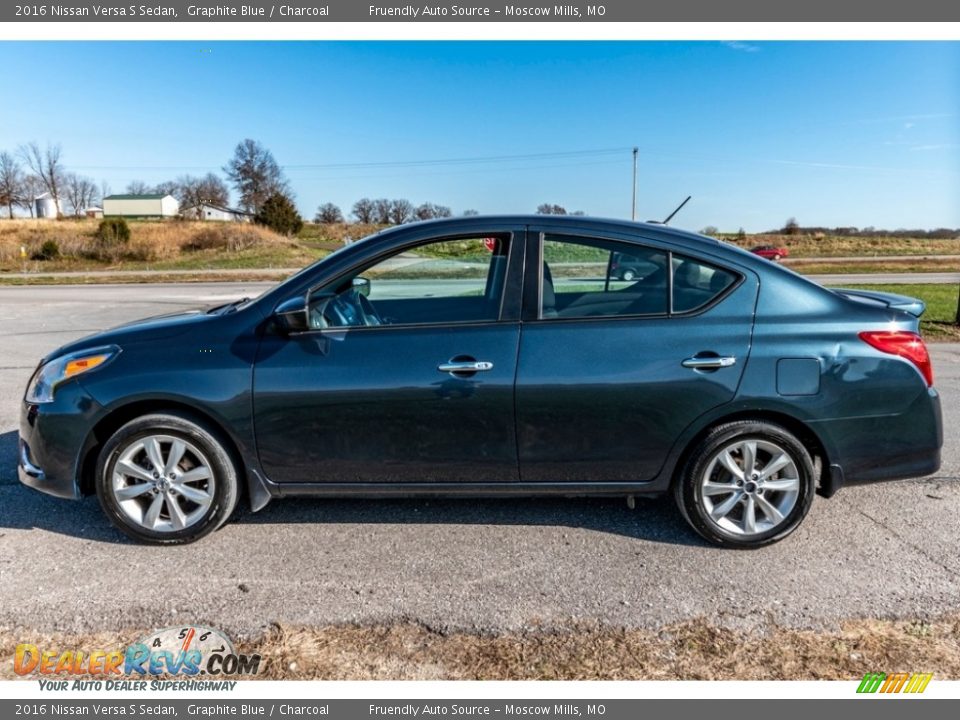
70 146 634 172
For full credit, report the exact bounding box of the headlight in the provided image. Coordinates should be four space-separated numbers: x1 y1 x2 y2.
25 346 120 404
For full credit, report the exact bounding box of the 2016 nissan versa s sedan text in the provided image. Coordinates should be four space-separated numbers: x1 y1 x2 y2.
18 216 942 547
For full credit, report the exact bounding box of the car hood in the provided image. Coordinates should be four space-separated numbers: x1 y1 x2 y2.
43 308 210 363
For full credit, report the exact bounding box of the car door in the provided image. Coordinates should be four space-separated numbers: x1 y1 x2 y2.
515 229 759 483
252 229 524 485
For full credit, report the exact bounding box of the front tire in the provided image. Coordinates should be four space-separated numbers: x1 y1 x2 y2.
674 421 815 548
95 412 240 545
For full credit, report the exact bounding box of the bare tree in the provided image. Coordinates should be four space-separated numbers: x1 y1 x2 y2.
373 198 392 224
100 180 112 203
63 173 99 217
314 202 343 224
19 142 65 215
352 198 375 223
125 180 151 195
389 199 414 225
0 151 25 219
19 175 44 217
223 139 289 214
462 209 479 216
415 202 453 221
153 180 180 197
536 203 567 215
177 173 230 218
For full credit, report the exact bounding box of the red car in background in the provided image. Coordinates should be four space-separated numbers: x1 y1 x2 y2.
751 244 789 261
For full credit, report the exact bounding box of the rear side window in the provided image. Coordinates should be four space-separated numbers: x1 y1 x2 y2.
541 235 669 319
671 255 737 313
539 234 738 320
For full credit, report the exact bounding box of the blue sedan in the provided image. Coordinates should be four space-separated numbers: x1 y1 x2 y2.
18 216 941 547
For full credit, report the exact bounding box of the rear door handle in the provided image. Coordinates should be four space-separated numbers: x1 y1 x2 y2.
682 356 737 370
438 360 494 374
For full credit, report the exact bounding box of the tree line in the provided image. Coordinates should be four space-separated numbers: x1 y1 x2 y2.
0 138 293 221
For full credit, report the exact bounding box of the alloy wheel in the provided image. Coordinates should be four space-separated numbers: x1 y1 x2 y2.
698 438 800 536
110 434 216 533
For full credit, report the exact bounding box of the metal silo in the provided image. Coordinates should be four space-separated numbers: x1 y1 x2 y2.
35 193 61 218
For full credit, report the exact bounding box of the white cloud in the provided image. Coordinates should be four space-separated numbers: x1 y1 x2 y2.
722 41 760 53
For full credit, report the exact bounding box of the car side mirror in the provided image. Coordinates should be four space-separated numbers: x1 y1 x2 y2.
273 295 309 334
352 276 371 297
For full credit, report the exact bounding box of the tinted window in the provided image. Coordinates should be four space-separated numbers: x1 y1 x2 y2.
541 235 669 319
671 255 737 313
309 235 511 328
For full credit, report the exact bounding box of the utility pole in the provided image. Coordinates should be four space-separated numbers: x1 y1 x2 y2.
631 147 638 221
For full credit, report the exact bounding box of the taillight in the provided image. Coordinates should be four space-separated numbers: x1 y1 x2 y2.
859 331 933 386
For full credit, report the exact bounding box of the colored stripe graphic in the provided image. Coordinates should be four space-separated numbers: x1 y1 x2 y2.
857 672 932 694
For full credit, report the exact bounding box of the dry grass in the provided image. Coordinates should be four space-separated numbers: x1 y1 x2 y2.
0 218 289 270
2 616 958 680
726 233 960 258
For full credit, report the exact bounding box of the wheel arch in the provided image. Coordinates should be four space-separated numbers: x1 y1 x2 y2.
78 399 252 503
668 408 831 495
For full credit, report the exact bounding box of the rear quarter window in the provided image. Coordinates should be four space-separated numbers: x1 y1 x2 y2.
671 255 738 313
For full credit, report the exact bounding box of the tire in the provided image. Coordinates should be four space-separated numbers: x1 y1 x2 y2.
772 255 782 262
622 269 637 281
673 420 815 549
95 411 240 545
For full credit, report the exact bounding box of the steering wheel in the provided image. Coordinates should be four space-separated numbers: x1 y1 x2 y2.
310 287 382 329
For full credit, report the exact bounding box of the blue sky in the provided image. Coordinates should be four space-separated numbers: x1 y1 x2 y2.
1 41 957 231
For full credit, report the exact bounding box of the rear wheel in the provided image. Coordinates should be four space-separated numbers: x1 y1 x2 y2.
95 412 239 545
622 269 637 281
674 421 815 548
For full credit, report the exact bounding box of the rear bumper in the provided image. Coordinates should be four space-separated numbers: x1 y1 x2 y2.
812 387 942 493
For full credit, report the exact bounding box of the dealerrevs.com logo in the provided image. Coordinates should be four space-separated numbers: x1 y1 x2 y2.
856 672 933 694
14 626 261 683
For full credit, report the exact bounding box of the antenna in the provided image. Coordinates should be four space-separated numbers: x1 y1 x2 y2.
662 195 691 225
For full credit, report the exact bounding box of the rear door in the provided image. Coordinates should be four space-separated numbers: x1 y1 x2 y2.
515 229 759 483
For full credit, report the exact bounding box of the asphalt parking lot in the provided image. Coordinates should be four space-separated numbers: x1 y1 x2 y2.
0 283 958 638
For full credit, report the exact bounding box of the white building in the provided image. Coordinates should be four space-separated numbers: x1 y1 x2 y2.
103 194 179 219
180 203 251 222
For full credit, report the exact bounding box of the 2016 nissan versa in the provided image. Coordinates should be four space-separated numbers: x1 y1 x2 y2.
18 216 942 547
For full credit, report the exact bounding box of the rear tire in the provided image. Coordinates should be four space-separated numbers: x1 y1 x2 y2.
622 269 637 281
674 420 815 548
95 412 240 545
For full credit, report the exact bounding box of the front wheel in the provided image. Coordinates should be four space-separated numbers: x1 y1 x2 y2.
674 421 815 548
95 412 240 545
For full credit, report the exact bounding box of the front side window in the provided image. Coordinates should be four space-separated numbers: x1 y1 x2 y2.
308 234 511 329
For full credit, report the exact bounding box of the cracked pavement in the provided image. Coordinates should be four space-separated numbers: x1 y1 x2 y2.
0 283 957 637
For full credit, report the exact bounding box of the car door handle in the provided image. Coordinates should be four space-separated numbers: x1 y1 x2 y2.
438 360 494 374
682 356 737 370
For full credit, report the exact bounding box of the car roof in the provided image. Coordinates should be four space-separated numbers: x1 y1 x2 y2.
380 214 727 251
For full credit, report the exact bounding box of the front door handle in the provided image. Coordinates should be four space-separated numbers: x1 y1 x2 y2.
438 359 494 374
682 356 737 370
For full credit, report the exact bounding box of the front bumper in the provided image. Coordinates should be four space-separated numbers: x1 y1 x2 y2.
18 380 105 500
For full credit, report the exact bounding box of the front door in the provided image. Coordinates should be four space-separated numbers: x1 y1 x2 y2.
253 231 523 484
